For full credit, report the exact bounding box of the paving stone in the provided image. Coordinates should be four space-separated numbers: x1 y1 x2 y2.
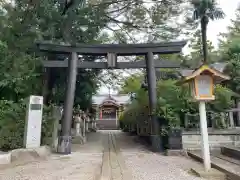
111 167 122 179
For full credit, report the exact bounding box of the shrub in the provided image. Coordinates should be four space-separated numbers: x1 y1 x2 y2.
120 79 234 134
0 99 55 151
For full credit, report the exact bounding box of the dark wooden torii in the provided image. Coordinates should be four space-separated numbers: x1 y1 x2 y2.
36 41 187 154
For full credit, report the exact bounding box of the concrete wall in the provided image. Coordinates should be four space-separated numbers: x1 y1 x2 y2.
182 129 240 150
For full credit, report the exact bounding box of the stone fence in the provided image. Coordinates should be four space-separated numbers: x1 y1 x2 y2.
52 106 97 152
184 108 240 129
182 128 240 150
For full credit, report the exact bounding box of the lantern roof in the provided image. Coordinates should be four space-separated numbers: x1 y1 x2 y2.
177 64 230 85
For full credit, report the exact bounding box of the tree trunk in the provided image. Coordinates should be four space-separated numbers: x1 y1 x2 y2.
201 15 209 63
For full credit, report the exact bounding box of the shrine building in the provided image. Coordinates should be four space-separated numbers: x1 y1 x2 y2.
92 94 130 130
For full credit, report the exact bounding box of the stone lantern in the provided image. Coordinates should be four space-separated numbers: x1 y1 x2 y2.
177 64 230 172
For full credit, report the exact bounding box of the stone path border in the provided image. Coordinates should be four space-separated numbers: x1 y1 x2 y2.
99 132 132 180
99 133 111 180
110 132 132 180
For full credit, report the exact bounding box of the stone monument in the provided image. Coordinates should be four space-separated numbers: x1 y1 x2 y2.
24 95 43 149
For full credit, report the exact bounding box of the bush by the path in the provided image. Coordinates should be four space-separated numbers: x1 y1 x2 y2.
119 80 234 136
0 99 55 151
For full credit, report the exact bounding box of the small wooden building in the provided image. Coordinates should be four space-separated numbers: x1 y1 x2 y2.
92 94 130 130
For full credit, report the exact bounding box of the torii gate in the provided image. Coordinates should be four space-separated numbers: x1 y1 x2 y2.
36 41 186 154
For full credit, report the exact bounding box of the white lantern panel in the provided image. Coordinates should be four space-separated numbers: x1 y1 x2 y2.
196 75 212 96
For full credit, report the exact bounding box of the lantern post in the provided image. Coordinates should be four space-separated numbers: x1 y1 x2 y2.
177 64 230 172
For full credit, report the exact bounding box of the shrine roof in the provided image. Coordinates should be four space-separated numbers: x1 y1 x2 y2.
92 94 130 105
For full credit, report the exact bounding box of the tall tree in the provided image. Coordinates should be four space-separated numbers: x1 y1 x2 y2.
184 30 218 68
0 0 203 105
119 73 143 94
218 5 240 94
0 0 105 108
192 0 225 63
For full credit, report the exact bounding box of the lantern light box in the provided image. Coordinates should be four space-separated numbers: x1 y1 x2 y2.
177 64 230 101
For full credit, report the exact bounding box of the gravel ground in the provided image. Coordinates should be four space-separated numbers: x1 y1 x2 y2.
0 131 208 180
122 152 205 180
0 132 104 180
114 131 206 180
0 152 102 180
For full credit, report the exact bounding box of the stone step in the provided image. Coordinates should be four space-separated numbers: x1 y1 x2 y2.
216 154 240 166
96 120 119 130
221 146 240 161
188 151 240 180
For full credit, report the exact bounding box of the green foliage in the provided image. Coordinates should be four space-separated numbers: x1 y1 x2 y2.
119 74 143 94
155 80 188 128
119 74 234 133
184 30 219 68
119 89 149 132
0 100 26 151
0 43 42 101
0 99 55 151
41 104 56 146
218 6 240 94
209 85 234 112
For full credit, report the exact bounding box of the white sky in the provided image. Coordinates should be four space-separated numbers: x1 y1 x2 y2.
98 0 240 94
208 0 239 46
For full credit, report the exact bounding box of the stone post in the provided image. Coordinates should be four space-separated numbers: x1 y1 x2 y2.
75 115 82 136
237 102 240 126
184 114 188 128
86 115 89 132
220 112 226 128
82 113 86 138
229 111 234 128
116 109 118 127
52 106 62 152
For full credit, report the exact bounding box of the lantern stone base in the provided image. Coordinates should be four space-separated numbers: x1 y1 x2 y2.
57 136 72 155
151 135 164 152
190 167 226 180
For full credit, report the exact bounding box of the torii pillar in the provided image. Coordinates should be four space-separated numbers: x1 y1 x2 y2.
146 52 162 152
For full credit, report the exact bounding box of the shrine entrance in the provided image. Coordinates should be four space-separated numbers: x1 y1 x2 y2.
36 41 186 154
92 94 127 130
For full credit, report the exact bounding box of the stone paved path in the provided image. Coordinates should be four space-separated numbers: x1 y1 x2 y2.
0 130 206 180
